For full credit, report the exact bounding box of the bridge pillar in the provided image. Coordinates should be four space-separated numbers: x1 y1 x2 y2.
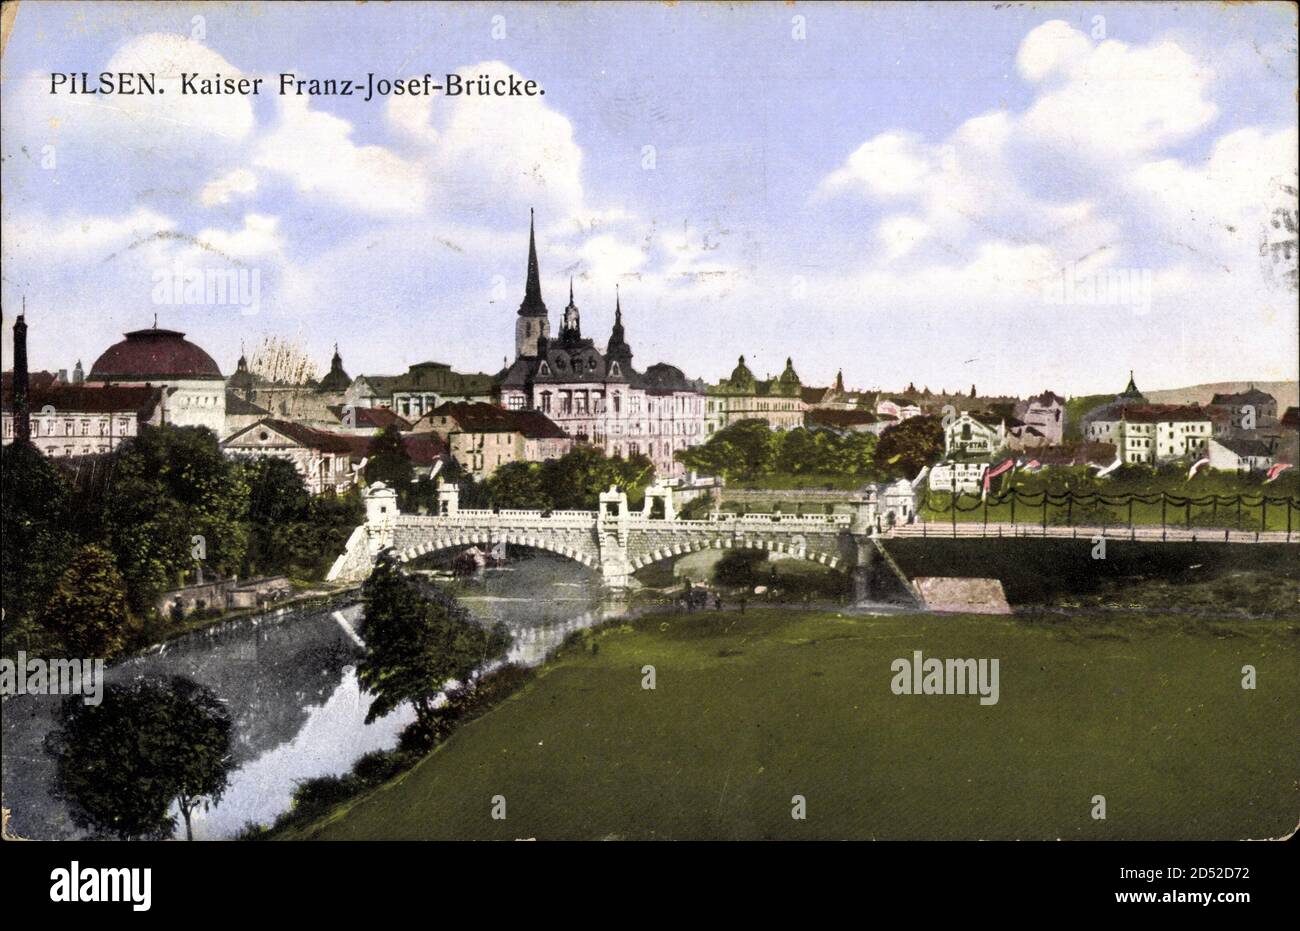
597 486 632 589
841 534 878 603
436 482 460 517
364 482 399 557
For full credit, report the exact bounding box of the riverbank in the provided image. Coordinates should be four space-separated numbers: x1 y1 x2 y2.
277 605 1300 841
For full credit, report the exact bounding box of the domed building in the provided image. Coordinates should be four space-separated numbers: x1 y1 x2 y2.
87 325 226 434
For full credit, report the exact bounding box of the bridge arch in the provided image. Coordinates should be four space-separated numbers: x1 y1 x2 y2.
627 534 846 574
392 533 600 572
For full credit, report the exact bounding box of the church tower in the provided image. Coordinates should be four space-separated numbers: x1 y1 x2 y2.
559 277 582 343
515 209 550 358
605 285 633 371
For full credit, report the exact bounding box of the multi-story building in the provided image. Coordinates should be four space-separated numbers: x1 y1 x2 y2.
1207 437 1276 473
876 396 922 422
221 418 360 494
2 383 164 456
944 411 1008 457
411 401 571 480
704 356 805 434
226 345 351 430
494 213 706 479
1085 404 1213 464
1014 390 1066 446
85 324 226 434
346 360 495 420
1208 387 1278 429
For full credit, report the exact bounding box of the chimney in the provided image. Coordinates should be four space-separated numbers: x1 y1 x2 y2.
13 304 30 445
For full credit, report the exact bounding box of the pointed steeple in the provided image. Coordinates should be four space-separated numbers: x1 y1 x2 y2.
835 369 845 392
606 283 633 367
518 207 547 318
559 276 582 342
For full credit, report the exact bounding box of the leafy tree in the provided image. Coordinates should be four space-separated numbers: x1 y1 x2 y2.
484 461 551 510
542 445 654 510
39 544 130 657
102 426 249 612
1 442 76 626
364 425 413 492
676 419 777 481
874 414 945 479
244 456 311 524
47 676 232 840
357 552 510 736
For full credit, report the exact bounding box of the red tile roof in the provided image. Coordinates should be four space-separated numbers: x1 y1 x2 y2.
2 383 163 416
88 328 223 381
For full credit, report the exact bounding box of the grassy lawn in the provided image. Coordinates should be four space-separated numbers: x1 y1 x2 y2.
282 608 1299 841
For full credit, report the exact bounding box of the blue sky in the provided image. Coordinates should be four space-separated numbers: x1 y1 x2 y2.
2 1 1296 395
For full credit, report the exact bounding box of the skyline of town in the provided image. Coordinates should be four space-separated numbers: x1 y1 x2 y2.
2 3 1297 396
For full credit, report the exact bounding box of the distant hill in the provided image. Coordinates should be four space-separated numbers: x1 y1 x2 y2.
1143 381 1299 411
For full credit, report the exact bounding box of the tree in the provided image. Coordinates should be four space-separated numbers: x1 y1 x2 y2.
541 445 654 510
39 545 130 657
874 415 945 480
102 426 249 612
484 461 551 510
676 419 777 481
357 553 510 736
47 676 232 840
364 426 413 492
1 441 76 627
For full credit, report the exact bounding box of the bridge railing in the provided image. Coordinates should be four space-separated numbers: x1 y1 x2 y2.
892 521 1295 544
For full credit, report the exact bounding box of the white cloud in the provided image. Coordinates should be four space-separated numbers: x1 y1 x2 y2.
199 168 258 207
815 131 940 201
255 92 427 216
388 61 586 221
1018 22 1218 159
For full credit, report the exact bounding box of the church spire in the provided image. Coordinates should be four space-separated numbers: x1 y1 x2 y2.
606 283 632 367
560 275 581 342
518 207 547 317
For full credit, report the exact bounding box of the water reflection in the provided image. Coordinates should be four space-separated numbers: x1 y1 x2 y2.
1 553 615 840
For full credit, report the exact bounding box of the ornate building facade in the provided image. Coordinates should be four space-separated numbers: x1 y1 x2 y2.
494 213 706 479
705 355 806 434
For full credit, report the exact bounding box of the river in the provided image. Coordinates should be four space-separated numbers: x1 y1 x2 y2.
0 553 622 840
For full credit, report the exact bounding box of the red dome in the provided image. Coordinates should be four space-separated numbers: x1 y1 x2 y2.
88 328 224 382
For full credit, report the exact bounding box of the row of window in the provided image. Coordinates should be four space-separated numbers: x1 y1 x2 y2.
2 417 136 438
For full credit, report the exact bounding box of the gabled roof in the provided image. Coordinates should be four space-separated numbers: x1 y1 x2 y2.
327 405 412 431
801 386 829 405
1213 436 1275 458
1210 388 1276 405
225 391 270 416
223 418 355 453
419 401 567 439
806 409 881 429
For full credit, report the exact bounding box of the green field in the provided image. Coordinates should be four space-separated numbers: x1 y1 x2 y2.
283 608 1299 841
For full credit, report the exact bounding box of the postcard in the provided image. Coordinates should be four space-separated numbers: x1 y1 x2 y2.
1 0 1296 909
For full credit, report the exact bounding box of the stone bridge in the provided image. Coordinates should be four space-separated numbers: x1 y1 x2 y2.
327 481 886 595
